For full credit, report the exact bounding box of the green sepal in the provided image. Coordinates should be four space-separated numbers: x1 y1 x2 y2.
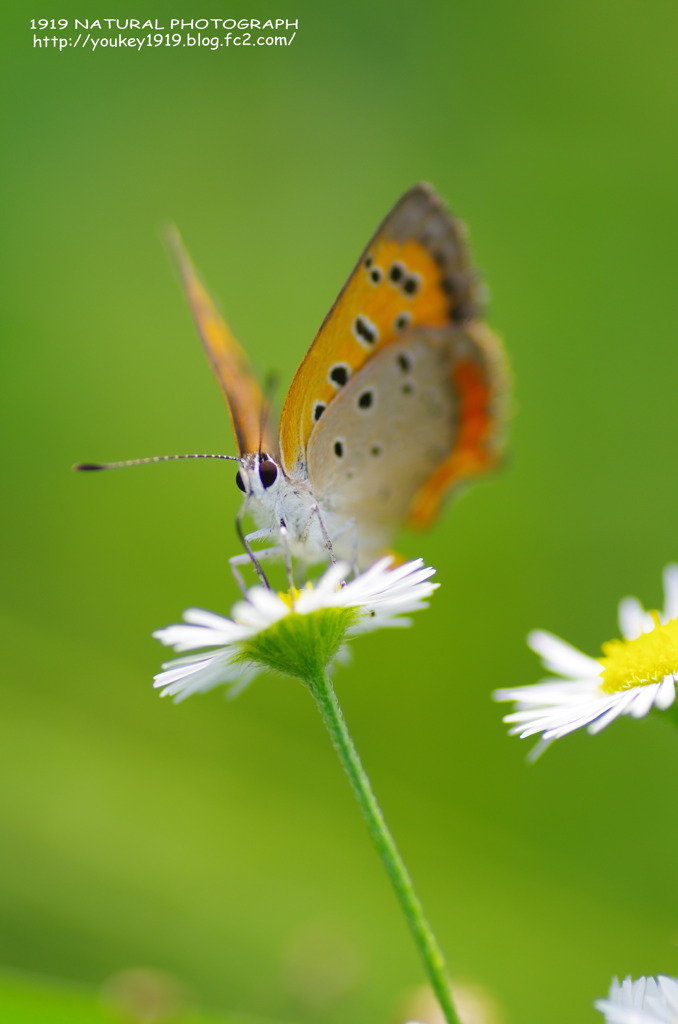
238 606 358 683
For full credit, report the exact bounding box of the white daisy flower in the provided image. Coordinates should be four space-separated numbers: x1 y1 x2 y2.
494 565 678 757
595 974 678 1024
153 557 437 701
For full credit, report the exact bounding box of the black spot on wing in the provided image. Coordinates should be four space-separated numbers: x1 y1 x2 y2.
353 316 378 346
329 364 350 387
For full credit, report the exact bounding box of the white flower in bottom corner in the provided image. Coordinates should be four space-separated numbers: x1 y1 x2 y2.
595 974 678 1024
153 557 437 701
494 565 678 758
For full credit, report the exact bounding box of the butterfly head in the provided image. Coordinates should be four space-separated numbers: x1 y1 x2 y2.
235 452 282 500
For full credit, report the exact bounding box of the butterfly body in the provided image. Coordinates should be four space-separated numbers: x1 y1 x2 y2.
169 184 509 578
234 452 329 563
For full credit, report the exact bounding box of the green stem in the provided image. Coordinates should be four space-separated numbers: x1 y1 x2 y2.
307 667 461 1024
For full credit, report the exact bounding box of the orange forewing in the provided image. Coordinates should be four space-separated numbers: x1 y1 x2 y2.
279 184 479 476
166 226 275 457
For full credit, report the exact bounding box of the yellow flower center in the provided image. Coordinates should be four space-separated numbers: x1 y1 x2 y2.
599 612 678 693
278 584 313 610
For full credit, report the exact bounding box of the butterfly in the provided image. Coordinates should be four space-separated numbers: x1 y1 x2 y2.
80 184 508 585
167 182 509 582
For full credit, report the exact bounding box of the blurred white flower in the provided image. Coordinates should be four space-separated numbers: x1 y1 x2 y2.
595 974 678 1024
153 557 437 700
494 565 678 757
400 979 504 1024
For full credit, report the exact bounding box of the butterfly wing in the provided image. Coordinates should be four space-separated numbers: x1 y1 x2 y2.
165 226 275 457
406 321 507 529
305 322 506 565
278 183 482 477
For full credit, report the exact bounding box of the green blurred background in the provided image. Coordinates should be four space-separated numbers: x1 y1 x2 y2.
3 1 678 1021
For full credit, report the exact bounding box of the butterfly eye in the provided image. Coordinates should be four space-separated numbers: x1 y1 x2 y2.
235 470 247 493
258 460 278 489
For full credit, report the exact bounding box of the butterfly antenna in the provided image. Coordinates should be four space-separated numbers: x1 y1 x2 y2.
73 453 240 471
258 370 280 457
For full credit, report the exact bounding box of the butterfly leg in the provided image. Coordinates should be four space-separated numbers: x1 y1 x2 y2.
323 517 358 579
349 519 358 578
277 520 296 593
230 540 284 595
235 505 272 590
229 548 260 596
300 504 337 566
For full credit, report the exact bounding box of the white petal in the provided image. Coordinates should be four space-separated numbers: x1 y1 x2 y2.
542 699 623 739
626 683 661 719
594 974 678 1024
152 621 248 651
352 613 413 633
313 561 351 599
596 974 678 1024
371 558 428 588
525 736 554 762
494 678 601 705
182 608 240 632
156 653 248 701
663 564 678 620
506 695 615 738
503 699 603 729
339 558 435 610
657 976 678 1011
655 675 676 710
527 630 602 678
585 689 638 733
154 650 235 685
618 597 653 640
594 1001 657 1024
232 587 288 627
157 650 223 669
225 667 259 699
